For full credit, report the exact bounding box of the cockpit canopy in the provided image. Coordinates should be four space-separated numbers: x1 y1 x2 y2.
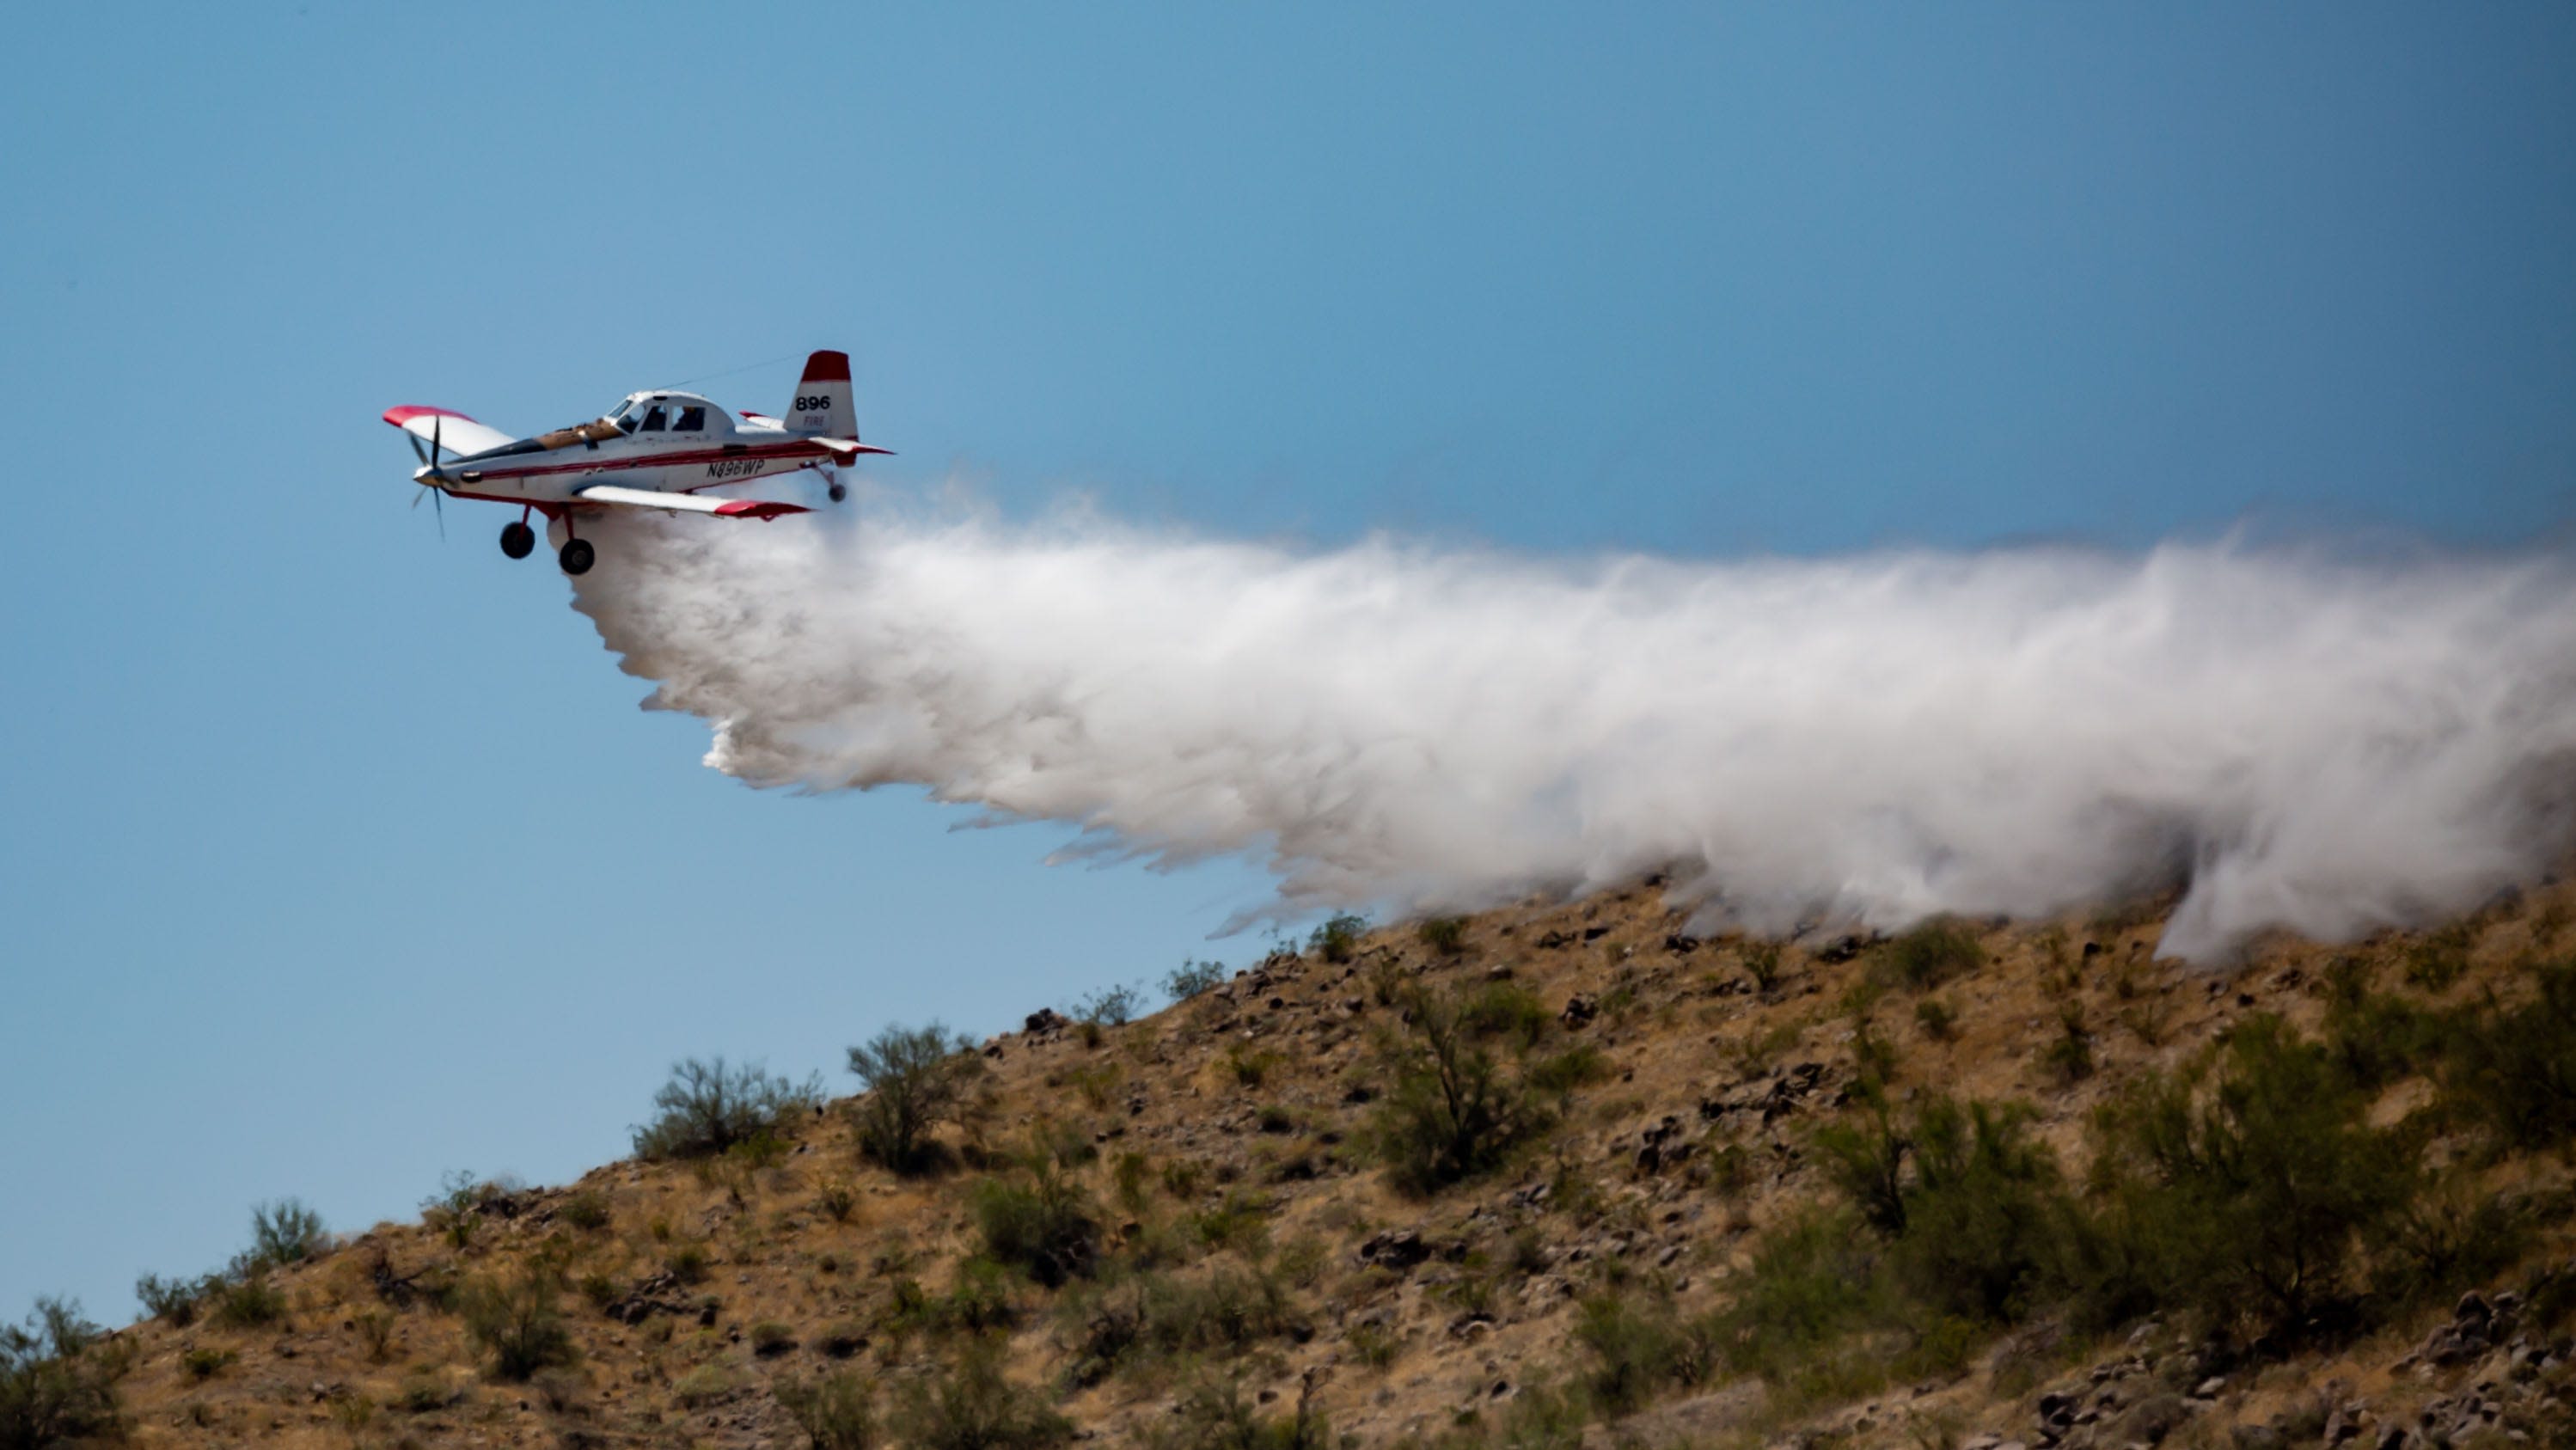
605 391 731 436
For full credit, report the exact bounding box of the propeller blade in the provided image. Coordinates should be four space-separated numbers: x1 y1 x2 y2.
408 433 429 466
432 486 445 541
412 486 425 511
431 414 442 466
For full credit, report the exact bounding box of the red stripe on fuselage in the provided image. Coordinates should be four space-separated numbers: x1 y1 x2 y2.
461 438 831 482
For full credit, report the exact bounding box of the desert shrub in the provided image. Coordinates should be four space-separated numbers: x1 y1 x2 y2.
2402 922 2475 990
2442 960 2576 1151
1525 1043 1612 1097
134 1271 216 1328
632 1056 821 1160
557 1190 611 1232
752 1320 798 1356
1913 997 1957 1042
1742 940 1785 993
1460 982 1552 1049
1889 1097 2069 1324
354 1307 398 1362
779 1368 878 1450
244 1197 327 1270
1349 1320 1400 1368
181 1346 235 1380
1306 913 1369 964
0 1297 119 1448
664 1242 712 1284
1190 1191 1273 1257
459 1269 576 1381
847 1025 983 1174
2074 1014 2414 1339
1574 1293 1716 1413
1074 983 1143 1027
893 1340 1071 1450
1150 1372 1331 1450
2040 1002 2096 1085
1418 916 1469 956
1880 919 1983 990
817 1182 860 1223
424 1170 497 1248
1368 985 1552 1195
1221 1043 1283 1089
2373 1172 2531 1312
2320 957 2441 1091
1812 1083 1910 1236
1166 959 1229 1002
673 1363 736 1409
212 1272 286 1329
973 1158 1100 1288
1709 1210 1890 1380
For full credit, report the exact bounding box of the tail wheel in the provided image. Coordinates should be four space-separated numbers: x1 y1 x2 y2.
559 539 597 576
499 521 535 559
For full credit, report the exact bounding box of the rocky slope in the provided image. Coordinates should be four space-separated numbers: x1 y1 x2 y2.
40 873 2576 1450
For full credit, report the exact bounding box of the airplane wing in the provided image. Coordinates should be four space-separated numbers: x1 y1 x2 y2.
814 437 896 462
575 485 810 520
382 407 516 456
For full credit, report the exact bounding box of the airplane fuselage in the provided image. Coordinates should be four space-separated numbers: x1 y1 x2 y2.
408 391 836 511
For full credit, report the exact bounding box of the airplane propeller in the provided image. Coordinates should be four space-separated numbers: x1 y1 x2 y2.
407 415 446 541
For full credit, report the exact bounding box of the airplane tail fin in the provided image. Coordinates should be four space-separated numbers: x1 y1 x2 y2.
782 351 860 438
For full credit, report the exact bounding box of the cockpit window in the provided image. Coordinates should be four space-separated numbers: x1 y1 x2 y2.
675 405 707 431
638 405 668 432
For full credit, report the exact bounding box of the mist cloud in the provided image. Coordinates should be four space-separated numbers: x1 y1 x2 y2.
570 507 2576 961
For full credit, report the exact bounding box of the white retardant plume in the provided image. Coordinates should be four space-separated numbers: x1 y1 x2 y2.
569 508 2576 962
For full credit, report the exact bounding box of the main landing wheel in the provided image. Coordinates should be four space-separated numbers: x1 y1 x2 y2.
558 538 596 576
828 480 847 503
499 521 535 560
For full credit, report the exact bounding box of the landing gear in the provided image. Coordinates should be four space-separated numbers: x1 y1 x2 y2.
499 520 535 559
828 480 847 503
559 538 596 576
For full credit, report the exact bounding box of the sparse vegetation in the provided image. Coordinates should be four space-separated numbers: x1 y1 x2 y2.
1880 918 1983 989
779 1368 878 1450
1418 915 1469 956
894 1339 1072 1450
458 1268 577 1380
632 1055 821 1160
973 1147 1101 1287
1368 984 1553 1195
1306 913 1369 964
1166 958 1229 1001
847 1023 984 1173
1074 982 1144 1026
0 1298 119 1448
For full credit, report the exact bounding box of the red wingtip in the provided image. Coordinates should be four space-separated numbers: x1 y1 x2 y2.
798 350 851 384
383 405 477 428
713 499 812 520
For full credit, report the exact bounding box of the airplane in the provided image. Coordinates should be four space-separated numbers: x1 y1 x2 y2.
382 350 888 575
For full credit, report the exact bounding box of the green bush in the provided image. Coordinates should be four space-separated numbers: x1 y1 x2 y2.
1307 914 1369 964
893 1340 1072 1450
2442 960 2576 1151
1074 984 1143 1027
1573 1294 1716 1413
212 1272 287 1329
2320 957 2441 1091
1 1298 119 1449
1368 985 1552 1195
135 1271 216 1328
244 1197 327 1270
1742 940 1785 993
2075 1015 2414 1339
459 1270 577 1381
1913 997 1958 1042
1149 1372 1331 1450
1417 917 1469 956
1524 1043 1612 1097
752 1320 798 1356
181 1346 236 1380
632 1056 821 1160
1879 920 1984 989
1889 1097 2068 1324
778 1369 877 1450
847 1025 983 1174
1166 960 1229 1002
972 1158 1100 1288
557 1190 611 1232
1709 1210 1890 1380
1459 982 1552 1050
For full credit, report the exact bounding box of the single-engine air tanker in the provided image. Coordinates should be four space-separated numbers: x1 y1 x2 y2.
382 350 887 575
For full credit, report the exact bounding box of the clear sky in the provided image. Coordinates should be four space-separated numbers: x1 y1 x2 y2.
3 3 2570 1326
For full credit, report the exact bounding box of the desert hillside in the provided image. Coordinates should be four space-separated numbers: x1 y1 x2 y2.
15 877 2576 1450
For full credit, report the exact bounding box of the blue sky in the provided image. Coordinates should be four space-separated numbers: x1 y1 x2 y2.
3 3 2570 1325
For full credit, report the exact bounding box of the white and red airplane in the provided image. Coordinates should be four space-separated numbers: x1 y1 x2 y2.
382 350 887 574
